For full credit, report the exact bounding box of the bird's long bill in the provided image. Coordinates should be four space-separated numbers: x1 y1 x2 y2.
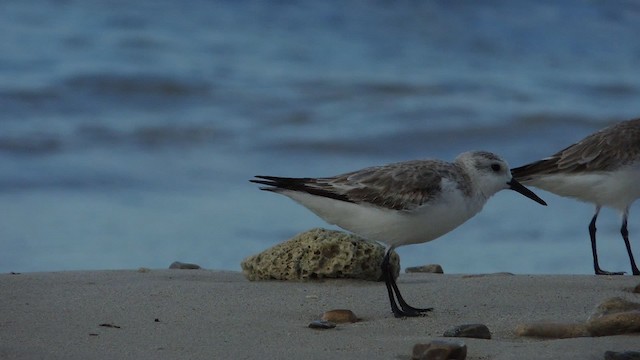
507 178 547 206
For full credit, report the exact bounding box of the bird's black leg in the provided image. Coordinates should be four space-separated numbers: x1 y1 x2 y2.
383 265 405 317
382 248 432 318
589 208 624 275
620 214 640 276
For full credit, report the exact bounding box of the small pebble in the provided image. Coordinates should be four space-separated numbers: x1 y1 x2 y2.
137 267 151 273
405 264 444 274
169 261 201 270
308 320 336 330
633 283 640 294
443 323 491 339
605 350 640 360
412 340 467 360
321 309 358 323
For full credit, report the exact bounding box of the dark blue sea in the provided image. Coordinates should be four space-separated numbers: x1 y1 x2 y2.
2 0 640 274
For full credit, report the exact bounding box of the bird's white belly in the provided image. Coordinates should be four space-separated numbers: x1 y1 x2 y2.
525 168 640 211
283 190 483 247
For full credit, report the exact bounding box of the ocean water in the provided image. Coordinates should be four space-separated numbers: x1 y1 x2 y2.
2 0 640 275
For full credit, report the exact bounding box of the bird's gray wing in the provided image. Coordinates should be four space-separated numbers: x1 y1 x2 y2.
512 119 640 179
320 160 467 211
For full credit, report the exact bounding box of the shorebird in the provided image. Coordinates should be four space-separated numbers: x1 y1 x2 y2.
512 119 640 276
251 151 547 317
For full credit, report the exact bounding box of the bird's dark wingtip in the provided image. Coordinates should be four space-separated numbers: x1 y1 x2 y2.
249 176 279 189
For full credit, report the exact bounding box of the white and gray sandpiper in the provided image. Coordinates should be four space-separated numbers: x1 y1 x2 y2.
251 150 547 317
512 118 640 276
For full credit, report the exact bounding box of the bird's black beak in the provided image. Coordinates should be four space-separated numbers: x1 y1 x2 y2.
507 178 547 206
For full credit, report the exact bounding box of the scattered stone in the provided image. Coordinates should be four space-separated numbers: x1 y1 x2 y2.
412 344 431 359
633 283 640 294
137 267 151 273
605 350 640 360
405 264 444 274
412 340 467 360
587 310 640 336
589 297 640 320
514 322 589 339
516 297 640 339
169 261 201 269
308 320 336 330
241 228 400 281
321 309 358 323
443 323 491 339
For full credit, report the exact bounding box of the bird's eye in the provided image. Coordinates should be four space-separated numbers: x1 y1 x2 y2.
491 163 501 172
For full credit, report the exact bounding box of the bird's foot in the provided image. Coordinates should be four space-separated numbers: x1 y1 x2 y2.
392 309 427 318
392 305 433 318
402 304 433 313
595 269 625 276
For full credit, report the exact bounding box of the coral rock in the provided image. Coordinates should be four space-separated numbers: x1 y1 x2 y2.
241 228 399 281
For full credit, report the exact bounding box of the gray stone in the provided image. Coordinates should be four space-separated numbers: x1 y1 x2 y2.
632 283 640 294
605 351 640 360
169 261 201 269
406 264 444 274
412 340 467 360
308 320 336 330
241 228 399 281
443 323 491 339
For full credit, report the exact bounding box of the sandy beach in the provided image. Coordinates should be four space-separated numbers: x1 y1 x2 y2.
1 269 638 359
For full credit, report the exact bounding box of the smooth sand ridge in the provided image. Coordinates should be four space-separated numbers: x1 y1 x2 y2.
0 270 638 360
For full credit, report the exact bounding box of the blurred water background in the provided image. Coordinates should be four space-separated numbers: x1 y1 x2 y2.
2 0 640 275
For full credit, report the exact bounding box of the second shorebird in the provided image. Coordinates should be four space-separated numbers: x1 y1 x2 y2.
512 119 640 276
251 151 547 317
